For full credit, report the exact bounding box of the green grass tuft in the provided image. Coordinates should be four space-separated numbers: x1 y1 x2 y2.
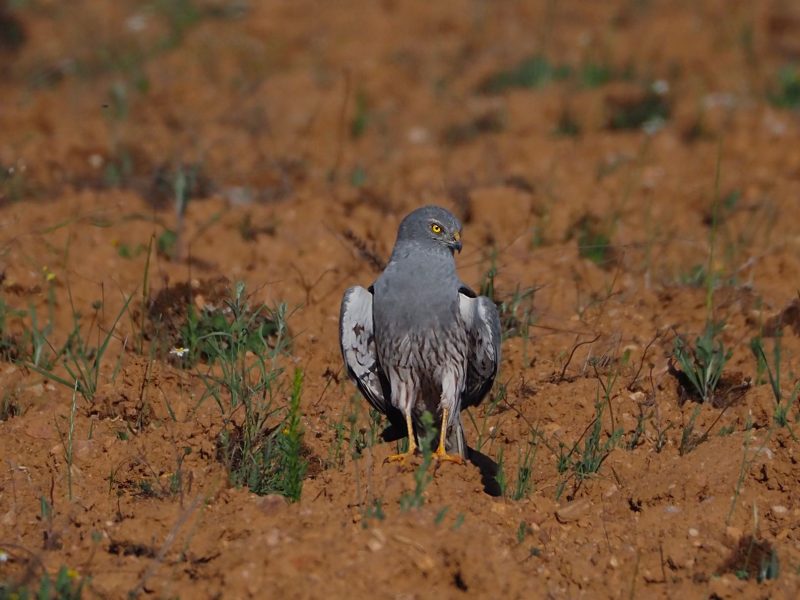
673 321 731 404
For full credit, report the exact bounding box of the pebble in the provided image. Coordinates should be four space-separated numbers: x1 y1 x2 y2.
555 498 591 524
609 556 620 569
688 528 699 537
367 528 385 552
414 553 435 574
258 494 288 515
771 505 788 516
265 529 281 547
603 484 618 498
725 526 742 545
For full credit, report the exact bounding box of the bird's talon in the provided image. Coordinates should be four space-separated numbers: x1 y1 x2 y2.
385 451 416 466
433 449 465 465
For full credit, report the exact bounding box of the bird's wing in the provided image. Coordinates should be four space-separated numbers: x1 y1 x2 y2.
339 285 390 414
459 285 502 409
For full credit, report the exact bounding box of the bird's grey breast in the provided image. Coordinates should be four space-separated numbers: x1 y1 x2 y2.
372 249 468 379
373 250 460 334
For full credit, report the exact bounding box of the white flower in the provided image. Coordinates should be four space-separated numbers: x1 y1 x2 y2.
170 347 189 358
0 550 8 563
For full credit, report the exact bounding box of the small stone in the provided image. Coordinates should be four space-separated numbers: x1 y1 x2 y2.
642 570 659 583
724 525 742 546
528 512 548 525
609 556 620 569
603 484 619 498
367 528 385 552
708 573 734 598
74 440 93 460
407 126 430 144
688 528 699 537
258 494 288 515
555 498 591 523
771 505 788 516
1 509 16 527
414 553 435 574
265 529 280 547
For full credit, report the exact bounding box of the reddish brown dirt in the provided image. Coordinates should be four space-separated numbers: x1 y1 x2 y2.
2 1 800 598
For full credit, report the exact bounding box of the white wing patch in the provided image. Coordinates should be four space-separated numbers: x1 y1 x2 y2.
459 292 501 407
339 286 388 414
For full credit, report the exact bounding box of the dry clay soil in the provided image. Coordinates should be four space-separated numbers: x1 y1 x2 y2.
1 1 800 598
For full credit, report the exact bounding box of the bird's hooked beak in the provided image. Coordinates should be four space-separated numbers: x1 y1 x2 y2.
449 231 462 253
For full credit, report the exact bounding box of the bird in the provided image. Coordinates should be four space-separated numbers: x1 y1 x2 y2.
339 205 501 464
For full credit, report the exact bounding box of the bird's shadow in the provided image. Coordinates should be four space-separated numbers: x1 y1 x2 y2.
465 446 502 497
380 425 502 497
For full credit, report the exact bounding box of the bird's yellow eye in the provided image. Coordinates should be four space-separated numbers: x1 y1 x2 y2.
431 223 442 234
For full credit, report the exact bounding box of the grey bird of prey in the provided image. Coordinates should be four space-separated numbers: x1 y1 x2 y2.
339 205 501 463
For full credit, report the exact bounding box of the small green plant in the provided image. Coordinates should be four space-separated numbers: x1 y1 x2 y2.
553 397 623 499
350 89 370 138
579 62 615 88
678 406 702 456
350 165 367 188
607 81 670 131
749 335 799 430
677 263 716 288
627 404 647 450
573 215 614 267
768 65 800 109
673 321 732 403
27 306 53 368
495 446 508 497
153 0 202 48
267 369 307 501
516 520 532 543
0 390 21 420
196 282 303 500
575 400 623 479
27 292 133 403
53 383 79 501
478 55 571 94
465 380 506 453
0 564 85 599
182 294 286 367
361 498 385 529
399 411 436 511
327 412 348 469
510 430 538 501
478 252 536 342
0 298 24 361
499 286 536 342
725 535 781 583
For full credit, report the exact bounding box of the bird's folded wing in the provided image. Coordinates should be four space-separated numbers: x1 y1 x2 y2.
339 286 389 414
459 288 502 408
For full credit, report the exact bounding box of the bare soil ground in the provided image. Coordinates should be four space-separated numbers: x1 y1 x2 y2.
2 1 800 598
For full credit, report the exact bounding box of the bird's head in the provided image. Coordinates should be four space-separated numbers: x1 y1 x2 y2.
394 205 463 254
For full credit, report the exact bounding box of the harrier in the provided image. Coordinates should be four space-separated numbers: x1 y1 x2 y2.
339 206 501 463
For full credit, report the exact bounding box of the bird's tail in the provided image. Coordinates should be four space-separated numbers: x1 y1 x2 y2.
446 417 467 458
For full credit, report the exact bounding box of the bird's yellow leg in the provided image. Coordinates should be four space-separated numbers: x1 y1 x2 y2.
385 411 417 464
434 407 465 465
